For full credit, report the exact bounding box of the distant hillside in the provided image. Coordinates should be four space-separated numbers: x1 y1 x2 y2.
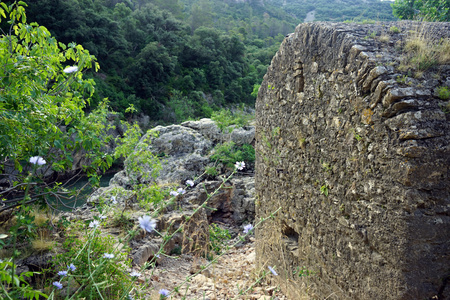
17 0 396 124
267 0 397 22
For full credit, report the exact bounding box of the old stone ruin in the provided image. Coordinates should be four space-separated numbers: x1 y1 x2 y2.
255 22 450 299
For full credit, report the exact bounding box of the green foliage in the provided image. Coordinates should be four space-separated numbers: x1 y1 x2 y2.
437 86 450 100
205 166 219 177
170 246 182 256
115 125 162 184
390 26 401 33
272 0 396 22
392 0 450 21
20 0 298 120
135 183 168 209
0 1 112 210
396 75 409 84
0 259 48 299
167 91 195 122
54 228 133 299
209 223 231 255
112 212 135 231
211 108 254 133
293 266 314 278
320 184 329 197
251 84 261 98
210 142 255 169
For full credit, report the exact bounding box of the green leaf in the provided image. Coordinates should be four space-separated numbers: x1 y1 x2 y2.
13 275 20 287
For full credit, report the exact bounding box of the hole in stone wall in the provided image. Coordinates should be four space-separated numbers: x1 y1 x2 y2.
282 221 299 258
294 60 304 93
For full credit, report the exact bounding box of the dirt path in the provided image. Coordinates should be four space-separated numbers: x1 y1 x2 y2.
141 238 288 300
304 10 316 23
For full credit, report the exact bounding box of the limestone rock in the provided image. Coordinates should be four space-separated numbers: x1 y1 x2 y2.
231 177 255 224
181 118 222 143
230 126 255 145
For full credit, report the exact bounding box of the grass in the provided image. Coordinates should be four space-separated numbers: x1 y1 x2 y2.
399 24 450 72
378 34 390 43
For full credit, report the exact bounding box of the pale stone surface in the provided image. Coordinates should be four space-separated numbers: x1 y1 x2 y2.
111 119 255 187
256 22 450 300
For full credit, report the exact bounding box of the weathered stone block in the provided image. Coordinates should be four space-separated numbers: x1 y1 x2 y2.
256 22 449 300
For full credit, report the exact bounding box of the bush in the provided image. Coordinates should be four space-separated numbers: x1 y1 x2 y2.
437 86 450 100
54 227 133 299
210 142 255 169
211 108 254 133
209 223 231 255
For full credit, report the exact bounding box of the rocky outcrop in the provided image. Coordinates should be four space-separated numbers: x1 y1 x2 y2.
79 119 257 265
110 118 255 187
255 22 450 300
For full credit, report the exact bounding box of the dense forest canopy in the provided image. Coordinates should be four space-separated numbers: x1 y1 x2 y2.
271 0 396 22
392 0 450 21
15 0 397 124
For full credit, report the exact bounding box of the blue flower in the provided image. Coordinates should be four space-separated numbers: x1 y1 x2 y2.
138 215 156 233
53 281 63 289
103 253 114 259
169 191 179 197
63 66 78 73
130 271 141 277
243 224 254 234
29 156 46 165
177 188 186 195
68 264 76 271
268 266 278 276
57 270 68 277
186 179 195 187
111 196 117 204
159 289 170 297
235 161 245 170
89 220 100 228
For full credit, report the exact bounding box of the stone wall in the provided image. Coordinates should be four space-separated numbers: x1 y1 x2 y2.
255 22 450 299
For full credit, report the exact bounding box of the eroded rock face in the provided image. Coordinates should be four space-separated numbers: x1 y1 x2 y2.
111 119 255 187
255 22 450 300
92 119 257 265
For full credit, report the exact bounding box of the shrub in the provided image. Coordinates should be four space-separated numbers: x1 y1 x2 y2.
437 86 450 100
54 229 133 299
210 142 255 169
209 223 231 255
389 26 400 33
211 108 254 133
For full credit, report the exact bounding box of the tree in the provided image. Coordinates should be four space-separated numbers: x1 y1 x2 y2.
0 1 113 212
392 0 450 21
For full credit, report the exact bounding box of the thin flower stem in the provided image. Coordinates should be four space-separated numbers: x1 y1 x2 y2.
86 232 106 300
1 281 14 300
235 272 266 299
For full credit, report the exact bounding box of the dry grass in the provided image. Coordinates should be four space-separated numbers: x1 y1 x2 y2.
31 211 49 226
400 23 450 72
31 238 54 252
378 34 390 43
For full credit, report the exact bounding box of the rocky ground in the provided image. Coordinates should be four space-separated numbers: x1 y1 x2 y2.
139 237 287 300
